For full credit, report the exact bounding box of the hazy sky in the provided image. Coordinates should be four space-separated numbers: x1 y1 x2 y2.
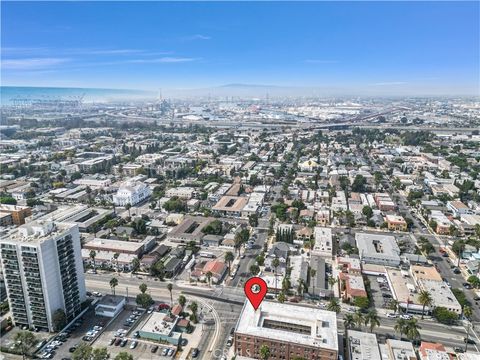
1 1 479 95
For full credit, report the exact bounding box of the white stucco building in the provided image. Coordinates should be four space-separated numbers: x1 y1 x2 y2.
113 181 152 206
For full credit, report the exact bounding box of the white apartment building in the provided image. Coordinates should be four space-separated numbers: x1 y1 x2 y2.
165 186 197 199
312 226 333 258
113 181 152 206
0 221 86 331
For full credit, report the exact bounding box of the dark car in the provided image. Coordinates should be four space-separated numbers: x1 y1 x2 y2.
68 346 77 353
464 338 476 344
454 347 465 353
453 268 461 274
120 339 128 347
115 338 122 346
192 348 199 358
151 345 159 353
463 283 473 289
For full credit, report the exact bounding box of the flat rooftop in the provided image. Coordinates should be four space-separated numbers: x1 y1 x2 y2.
141 311 177 336
235 300 338 351
411 265 442 282
348 330 381 360
84 238 143 253
1 221 76 244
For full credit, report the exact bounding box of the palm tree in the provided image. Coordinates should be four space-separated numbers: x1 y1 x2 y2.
354 310 365 330
394 318 407 340
327 298 341 313
113 252 120 272
297 279 306 296
272 257 280 297
206 271 213 286
328 275 337 289
405 319 421 341
225 251 235 275
310 268 317 297
388 299 399 315
343 314 355 331
131 257 140 273
167 283 173 306
110 277 118 296
259 344 270 360
188 301 198 323
464 306 473 352
89 250 97 270
125 203 132 217
13 331 37 360
418 290 433 319
365 309 380 333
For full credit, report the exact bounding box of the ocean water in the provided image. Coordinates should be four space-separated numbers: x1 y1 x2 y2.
0 86 156 106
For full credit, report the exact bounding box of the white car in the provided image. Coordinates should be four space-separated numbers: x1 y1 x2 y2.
386 313 397 318
400 314 412 320
130 341 137 349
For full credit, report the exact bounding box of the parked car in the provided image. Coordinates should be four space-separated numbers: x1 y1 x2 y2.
386 313 397 318
151 345 159 353
454 347 465 353
464 338 476 344
115 338 122 346
130 341 138 349
167 349 174 356
463 282 473 289
191 348 199 358
162 348 168 356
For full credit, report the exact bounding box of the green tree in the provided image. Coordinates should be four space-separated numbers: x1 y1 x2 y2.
225 251 235 275
131 257 140 273
259 344 271 360
115 352 134 360
250 264 260 276
394 318 407 340
467 275 480 288
310 268 317 297
178 295 186 307
206 271 213 286
188 301 198 323
92 347 110 360
249 213 259 227
362 206 373 219
344 313 355 331
136 293 154 309
418 290 432 319
433 306 459 325
272 257 280 297
278 291 286 303
139 283 148 294
110 277 119 296
52 308 67 331
89 250 97 270
72 343 92 360
327 298 341 313
13 331 37 360
354 296 369 309
125 203 132 217
405 319 421 341
354 310 364 330
388 299 399 314
167 283 173 306
365 309 380 333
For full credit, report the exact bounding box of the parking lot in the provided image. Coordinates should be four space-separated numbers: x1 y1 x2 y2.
94 306 177 359
40 308 110 359
367 275 394 310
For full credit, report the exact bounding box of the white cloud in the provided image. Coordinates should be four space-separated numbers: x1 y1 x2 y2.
1 57 70 69
182 34 211 41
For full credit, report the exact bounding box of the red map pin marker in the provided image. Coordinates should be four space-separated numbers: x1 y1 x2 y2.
244 277 268 310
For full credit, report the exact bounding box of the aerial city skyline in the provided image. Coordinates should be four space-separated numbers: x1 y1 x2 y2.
0 2 480 360
1 1 479 96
